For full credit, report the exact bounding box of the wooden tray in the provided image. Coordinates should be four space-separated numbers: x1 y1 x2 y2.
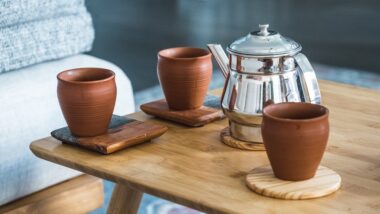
140 95 225 127
51 115 168 154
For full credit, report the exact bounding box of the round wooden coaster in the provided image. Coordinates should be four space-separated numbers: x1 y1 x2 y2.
246 166 341 200
220 127 265 151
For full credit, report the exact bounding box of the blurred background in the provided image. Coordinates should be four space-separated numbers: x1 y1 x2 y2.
86 0 380 92
0 1 377 214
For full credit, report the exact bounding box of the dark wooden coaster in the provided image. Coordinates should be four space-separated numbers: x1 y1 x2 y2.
140 95 225 127
246 166 341 200
51 115 168 154
220 127 265 151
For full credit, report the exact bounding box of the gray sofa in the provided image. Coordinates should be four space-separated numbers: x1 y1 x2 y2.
0 54 135 205
0 0 137 205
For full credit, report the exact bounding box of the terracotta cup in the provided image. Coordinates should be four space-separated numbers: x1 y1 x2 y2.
57 68 116 137
261 102 329 181
157 47 212 110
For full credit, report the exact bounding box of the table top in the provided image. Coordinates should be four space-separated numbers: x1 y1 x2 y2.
30 80 380 214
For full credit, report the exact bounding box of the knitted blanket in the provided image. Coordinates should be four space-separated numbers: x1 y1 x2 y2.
0 0 94 73
0 0 86 28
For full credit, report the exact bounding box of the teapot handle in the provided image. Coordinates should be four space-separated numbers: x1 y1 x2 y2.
294 53 322 104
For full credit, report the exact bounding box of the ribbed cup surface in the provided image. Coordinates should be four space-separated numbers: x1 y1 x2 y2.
57 68 116 137
262 102 329 181
157 47 212 110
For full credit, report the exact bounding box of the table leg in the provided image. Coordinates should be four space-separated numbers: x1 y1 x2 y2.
106 184 143 214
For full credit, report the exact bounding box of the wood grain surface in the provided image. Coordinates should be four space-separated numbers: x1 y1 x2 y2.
0 175 103 214
140 97 224 127
30 80 380 214
220 127 266 151
246 166 341 200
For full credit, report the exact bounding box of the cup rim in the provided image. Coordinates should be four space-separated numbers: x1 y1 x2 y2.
263 102 329 123
57 67 115 84
158 47 211 61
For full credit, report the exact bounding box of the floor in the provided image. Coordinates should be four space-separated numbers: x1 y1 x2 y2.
86 0 380 91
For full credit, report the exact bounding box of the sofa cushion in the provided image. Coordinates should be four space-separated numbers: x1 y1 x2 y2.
0 54 134 205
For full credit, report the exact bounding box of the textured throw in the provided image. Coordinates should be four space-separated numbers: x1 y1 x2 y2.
0 0 94 73
0 0 86 28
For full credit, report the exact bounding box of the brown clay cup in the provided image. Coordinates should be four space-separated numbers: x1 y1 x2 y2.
261 102 329 181
157 47 212 110
57 68 116 137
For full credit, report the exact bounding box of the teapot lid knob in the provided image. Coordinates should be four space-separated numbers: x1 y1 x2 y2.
258 24 270 36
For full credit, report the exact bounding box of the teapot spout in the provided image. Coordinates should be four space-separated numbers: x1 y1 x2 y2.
207 44 229 78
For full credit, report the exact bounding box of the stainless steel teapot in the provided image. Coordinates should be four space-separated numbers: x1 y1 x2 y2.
208 24 321 143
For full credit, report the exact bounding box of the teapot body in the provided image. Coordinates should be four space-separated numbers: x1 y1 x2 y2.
222 55 304 142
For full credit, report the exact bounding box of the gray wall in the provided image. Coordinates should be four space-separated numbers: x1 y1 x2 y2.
87 0 380 91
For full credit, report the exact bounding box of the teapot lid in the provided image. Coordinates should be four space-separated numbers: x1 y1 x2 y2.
227 24 302 57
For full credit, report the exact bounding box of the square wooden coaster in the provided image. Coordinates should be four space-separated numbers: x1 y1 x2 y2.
51 115 168 154
140 95 225 127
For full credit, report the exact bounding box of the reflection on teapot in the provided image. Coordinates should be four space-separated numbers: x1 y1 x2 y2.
208 24 321 143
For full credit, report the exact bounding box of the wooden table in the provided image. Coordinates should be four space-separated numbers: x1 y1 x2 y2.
30 80 380 214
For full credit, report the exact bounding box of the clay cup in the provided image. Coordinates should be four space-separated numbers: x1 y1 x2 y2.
57 68 116 137
157 47 212 110
261 102 329 181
